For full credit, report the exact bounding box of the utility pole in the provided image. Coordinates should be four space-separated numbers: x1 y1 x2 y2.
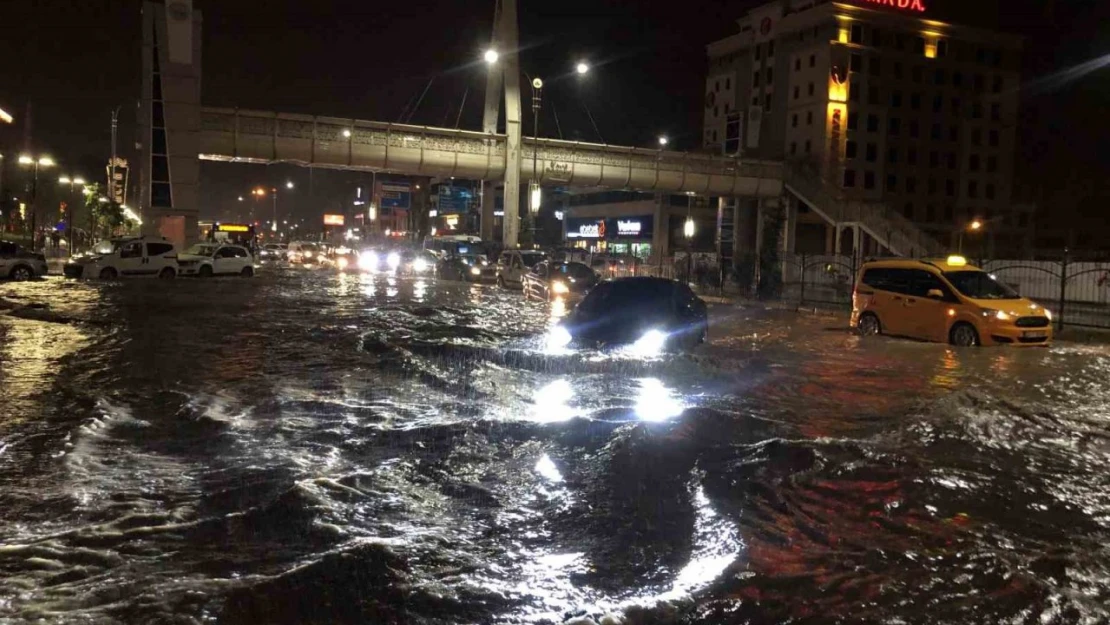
109 107 119 204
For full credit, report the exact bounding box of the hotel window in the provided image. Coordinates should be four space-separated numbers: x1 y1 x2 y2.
753 72 760 87
936 39 948 58
795 58 801 71
767 40 775 57
946 179 955 196
888 117 901 136
871 27 882 47
894 62 903 80
807 111 813 125
949 126 959 142
909 120 919 138
846 141 858 158
908 148 918 164
790 142 797 155
906 177 917 193
794 86 800 100
754 44 761 61
864 171 876 189
903 202 914 218
989 129 999 146
848 83 859 102
974 74 985 91
948 152 957 169
809 54 816 68
987 155 998 172
715 80 720 92
870 58 881 76
847 111 858 129
867 114 879 132
929 151 939 168
972 128 982 145
890 91 902 107
992 75 1003 93
969 154 980 171
866 142 877 162
990 103 1001 121
910 92 921 110
968 181 978 198
765 94 772 110
926 205 936 222
945 205 954 221
912 65 923 83
714 106 719 117
888 147 898 163
914 37 925 54
844 169 856 187
931 123 942 140
725 78 731 90
808 82 815 96
932 94 943 112
805 139 812 153
951 97 962 114
986 183 996 200
953 71 963 87
850 53 862 72
766 67 773 84
972 102 982 119
886 174 897 191
934 69 946 85
928 178 938 195
869 85 879 105
792 113 798 128
850 24 862 44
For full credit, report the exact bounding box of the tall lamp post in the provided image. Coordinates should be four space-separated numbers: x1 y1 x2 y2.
269 180 294 234
58 175 86 253
957 218 983 254
18 154 55 251
523 76 543 247
684 193 696 283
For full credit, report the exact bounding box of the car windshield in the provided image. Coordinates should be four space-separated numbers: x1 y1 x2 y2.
458 255 486 266
185 244 219 256
555 263 593 280
944 270 1020 300
299 244 318 253
520 252 546 267
94 240 128 254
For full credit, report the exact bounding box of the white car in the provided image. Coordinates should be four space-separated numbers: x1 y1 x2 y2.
63 237 179 279
0 240 49 280
287 241 320 264
496 250 548 289
177 243 255 277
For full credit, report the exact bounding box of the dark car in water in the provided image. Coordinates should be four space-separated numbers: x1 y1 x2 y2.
438 254 496 283
0 240 49 281
546 277 708 354
522 260 598 301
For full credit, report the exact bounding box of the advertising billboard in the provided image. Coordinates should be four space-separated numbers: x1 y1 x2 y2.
323 214 345 226
377 182 411 210
565 216 653 240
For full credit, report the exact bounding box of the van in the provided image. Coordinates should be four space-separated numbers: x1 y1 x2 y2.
496 249 548 289
852 256 1053 346
63 236 179 279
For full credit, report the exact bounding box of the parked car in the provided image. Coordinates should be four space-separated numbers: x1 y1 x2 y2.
0 240 49 281
177 243 255 277
259 243 288 261
546 277 708 353
64 237 180 279
438 254 497 283
852 255 1053 346
522 261 598 300
496 250 548 289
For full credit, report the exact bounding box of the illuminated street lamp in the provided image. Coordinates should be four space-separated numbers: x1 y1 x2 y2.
342 129 352 138
18 154 56 251
957 218 985 254
285 180 294 189
484 49 499 64
57 174 86 252
658 136 668 147
576 62 590 75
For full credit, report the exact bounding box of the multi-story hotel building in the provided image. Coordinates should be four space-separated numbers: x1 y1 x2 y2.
703 0 1030 255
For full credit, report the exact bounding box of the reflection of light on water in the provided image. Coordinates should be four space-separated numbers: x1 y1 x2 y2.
534 453 563 482
931 348 962 388
531 379 577 422
635 378 684 422
386 286 399 298
413 279 427 301
550 297 568 319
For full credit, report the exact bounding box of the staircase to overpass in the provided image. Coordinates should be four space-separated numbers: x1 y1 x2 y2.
198 107 942 258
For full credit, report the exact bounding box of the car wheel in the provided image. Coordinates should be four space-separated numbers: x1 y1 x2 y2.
949 322 980 347
858 312 881 336
10 265 33 281
198 265 213 278
99 267 118 280
241 266 254 277
159 267 176 279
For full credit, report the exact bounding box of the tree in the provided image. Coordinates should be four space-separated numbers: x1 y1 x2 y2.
83 183 127 239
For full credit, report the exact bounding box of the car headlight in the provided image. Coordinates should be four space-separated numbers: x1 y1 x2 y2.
413 258 428 272
304 251 313 258
387 252 401 269
551 281 569 294
631 329 668 357
1044 308 1053 321
982 308 1010 321
337 257 349 270
358 251 377 271
470 266 482 276
545 325 573 351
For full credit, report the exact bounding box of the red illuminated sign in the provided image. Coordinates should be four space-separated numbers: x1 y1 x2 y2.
860 0 926 12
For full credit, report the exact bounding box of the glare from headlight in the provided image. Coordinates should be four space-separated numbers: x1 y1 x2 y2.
551 280 569 294
387 252 401 269
413 257 428 272
304 251 313 258
1044 308 1053 321
631 329 668 357
470 266 482 275
358 251 377 271
337 256 349 270
545 325 572 352
995 310 1011 321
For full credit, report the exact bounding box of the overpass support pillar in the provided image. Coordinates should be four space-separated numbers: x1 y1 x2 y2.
498 0 523 248
652 194 669 261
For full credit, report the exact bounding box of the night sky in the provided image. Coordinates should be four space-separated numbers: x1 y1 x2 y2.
2 0 1109 241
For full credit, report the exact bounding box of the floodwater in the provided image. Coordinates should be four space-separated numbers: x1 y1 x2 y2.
1 267 1109 625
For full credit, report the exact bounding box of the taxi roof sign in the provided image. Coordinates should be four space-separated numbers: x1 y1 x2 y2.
946 255 967 266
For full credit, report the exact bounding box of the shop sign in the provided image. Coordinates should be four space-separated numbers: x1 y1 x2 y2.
616 219 642 235
323 214 345 226
573 221 604 238
858 0 926 12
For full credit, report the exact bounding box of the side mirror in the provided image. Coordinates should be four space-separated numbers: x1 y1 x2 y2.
926 288 944 300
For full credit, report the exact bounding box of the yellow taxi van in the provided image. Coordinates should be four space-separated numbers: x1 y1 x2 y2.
851 256 1053 347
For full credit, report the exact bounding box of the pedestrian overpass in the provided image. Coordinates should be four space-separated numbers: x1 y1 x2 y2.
197 107 784 197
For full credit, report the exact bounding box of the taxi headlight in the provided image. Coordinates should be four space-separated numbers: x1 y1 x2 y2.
413 257 429 272
546 325 573 351
387 252 401 269
551 281 569 294
358 251 377 271
631 329 668 357
470 266 482 276
1044 308 1053 321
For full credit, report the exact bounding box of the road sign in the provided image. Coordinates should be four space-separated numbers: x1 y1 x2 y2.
378 182 411 210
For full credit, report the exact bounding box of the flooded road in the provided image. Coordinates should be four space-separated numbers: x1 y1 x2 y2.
1 267 1109 624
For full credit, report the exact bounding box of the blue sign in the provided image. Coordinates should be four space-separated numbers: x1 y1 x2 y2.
378 182 411 210
437 185 473 214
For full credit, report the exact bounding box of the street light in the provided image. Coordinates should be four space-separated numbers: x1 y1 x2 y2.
969 219 983 231
18 153 56 251
285 180 294 189
576 62 590 75
658 136 669 147
58 174 86 252
342 129 352 138
484 49 499 64
957 218 985 254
